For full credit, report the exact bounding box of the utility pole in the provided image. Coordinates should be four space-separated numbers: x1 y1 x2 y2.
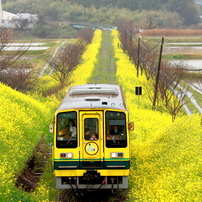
137 37 140 77
152 37 164 109
0 0 2 27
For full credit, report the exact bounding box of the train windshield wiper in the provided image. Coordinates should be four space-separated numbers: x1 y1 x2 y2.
112 136 116 144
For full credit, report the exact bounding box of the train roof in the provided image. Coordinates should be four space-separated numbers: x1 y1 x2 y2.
57 84 127 112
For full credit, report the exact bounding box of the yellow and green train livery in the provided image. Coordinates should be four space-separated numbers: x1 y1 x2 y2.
51 84 134 191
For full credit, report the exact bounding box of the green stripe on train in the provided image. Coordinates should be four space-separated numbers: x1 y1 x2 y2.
54 158 130 161
54 160 130 170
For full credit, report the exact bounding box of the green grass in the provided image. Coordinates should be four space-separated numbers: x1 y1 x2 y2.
24 50 47 55
163 53 202 60
89 31 117 84
146 36 202 43
40 42 58 47
182 71 201 80
140 35 202 60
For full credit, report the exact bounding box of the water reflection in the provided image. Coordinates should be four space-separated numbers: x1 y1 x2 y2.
3 46 49 51
6 43 45 46
172 60 202 71
2 42 49 51
166 43 202 45
164 42 202 71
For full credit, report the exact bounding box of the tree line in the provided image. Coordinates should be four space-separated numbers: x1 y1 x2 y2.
0 27 94 92
2 0 200 29
117 19 191 121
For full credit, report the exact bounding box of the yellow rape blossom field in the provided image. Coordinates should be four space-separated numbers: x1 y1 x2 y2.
112 29 202 201
0 30 102 202
30 30 103 202
36 30 102 99
0 29 201 201
0 83 58 201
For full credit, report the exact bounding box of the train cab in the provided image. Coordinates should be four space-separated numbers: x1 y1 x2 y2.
51 84 134 191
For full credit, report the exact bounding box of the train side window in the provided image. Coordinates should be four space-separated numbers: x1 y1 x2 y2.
84 118 99 141
56 111 77 148
106 111 127 148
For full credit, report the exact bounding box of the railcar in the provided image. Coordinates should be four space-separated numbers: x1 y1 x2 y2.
50 84 134 192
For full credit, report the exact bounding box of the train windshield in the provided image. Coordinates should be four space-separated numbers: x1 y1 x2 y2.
106 111 127 148
56 111 77 148
84 118 99 140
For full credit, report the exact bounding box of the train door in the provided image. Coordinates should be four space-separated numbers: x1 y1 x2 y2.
80 111 103 167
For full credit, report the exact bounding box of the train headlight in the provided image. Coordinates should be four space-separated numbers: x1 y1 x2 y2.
60 153 73 159
110 152 124 158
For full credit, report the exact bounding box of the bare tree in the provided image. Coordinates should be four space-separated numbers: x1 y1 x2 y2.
0 29 37 91
49 42 84 84
155 62 191 121
0 63 37 92
48 28 94 84
0 29 30 72
193 75 202 92
144 62 191 121
116 20 192 121
116 18 137 54
77 27 94 44
116 19 159 78
164 82 190 122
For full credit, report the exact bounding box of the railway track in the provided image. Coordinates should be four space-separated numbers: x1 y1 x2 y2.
56 31 128 202
88 30 117 85
57 189 128 202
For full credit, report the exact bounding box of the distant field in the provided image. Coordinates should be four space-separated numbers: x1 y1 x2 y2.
140 29 202 38
137 31 202 112
141 31 202 60
9 39 65 77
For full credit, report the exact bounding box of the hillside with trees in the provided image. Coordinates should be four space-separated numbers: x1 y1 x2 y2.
2 0 201 31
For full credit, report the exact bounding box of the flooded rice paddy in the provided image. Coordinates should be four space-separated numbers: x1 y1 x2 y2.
3 43 49 51
164 42 202 71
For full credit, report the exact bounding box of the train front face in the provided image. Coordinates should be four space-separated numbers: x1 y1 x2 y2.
53 109 130 190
